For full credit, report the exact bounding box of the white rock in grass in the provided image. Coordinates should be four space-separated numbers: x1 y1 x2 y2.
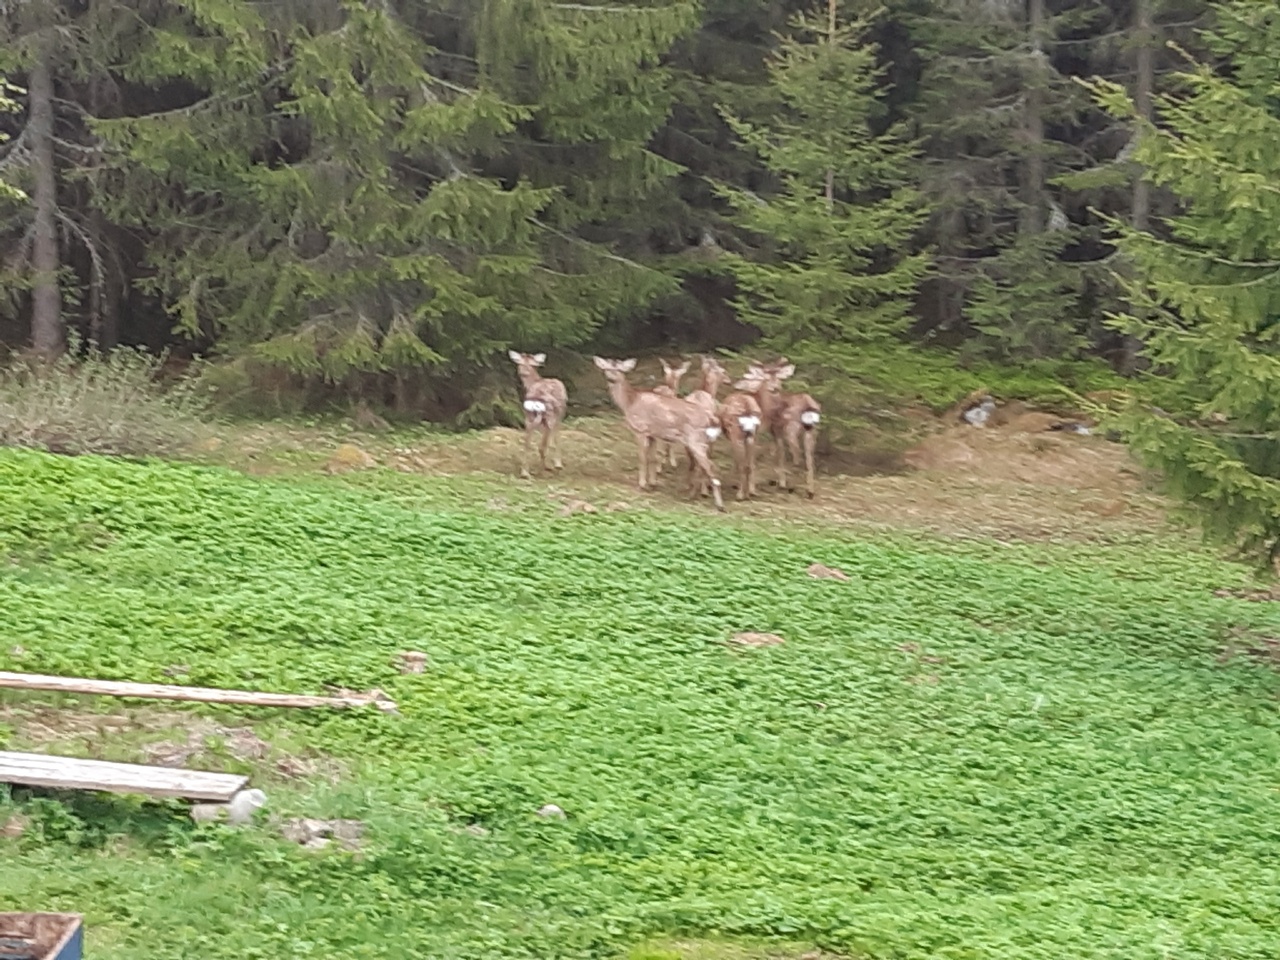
536 803 566 819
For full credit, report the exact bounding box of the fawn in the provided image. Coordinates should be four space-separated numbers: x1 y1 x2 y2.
652 358 690 474
508 350 568 478
593 356 724 511
700 357 763 501
734 359 821 498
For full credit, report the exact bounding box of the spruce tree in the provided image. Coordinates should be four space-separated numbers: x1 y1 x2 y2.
1087 0 1280 561
94 0 697 419
716 0 930 431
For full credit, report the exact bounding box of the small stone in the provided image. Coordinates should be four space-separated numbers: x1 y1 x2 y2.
302 836 333 851
398 651 429 674
729 631 785 648
226 788 267 825
806 562 850 581
325 443 377 474
536 803 566 819
330 819 364 842
1 813 30 839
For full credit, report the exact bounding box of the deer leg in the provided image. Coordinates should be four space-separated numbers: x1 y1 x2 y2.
683 445 700 497
551 417 564 470
636 433 653 490
774 430 789 490
784 426 803 493
745 434 758 498
538 422 551 472
520 421 534 479
730 434 748 501
802 427 816 498
688 445 725 512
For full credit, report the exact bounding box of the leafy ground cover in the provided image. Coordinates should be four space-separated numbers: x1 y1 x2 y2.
3 446 1280 960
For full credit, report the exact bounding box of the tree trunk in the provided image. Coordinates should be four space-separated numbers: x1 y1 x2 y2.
824 0 836 212
1019 0 1045 236
1122 0 1154 375
29 48 63 357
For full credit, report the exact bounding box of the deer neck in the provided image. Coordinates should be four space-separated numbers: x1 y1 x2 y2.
700 369 724 397
517 367 542 392
607 376 637 413
754 384 784 419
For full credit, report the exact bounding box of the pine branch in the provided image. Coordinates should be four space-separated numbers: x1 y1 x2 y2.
55 209 107 328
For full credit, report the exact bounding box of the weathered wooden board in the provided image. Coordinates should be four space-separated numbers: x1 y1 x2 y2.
0 751 249 801
0 670 395 711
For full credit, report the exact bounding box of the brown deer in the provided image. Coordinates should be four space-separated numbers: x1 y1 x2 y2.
652 358 690 474
734 359 821 498
593 356 725 511
700 357 763 501
508 350 568 479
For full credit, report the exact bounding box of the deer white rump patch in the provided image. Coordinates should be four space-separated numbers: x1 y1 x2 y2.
738 415 761 434
705 426 722 441
800 411 820 426
523 399 547 414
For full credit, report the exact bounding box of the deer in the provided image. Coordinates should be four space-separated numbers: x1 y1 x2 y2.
652 358 690 474
699 356 763 501
593 356 725 511
734 359 821 498
508 350 568 479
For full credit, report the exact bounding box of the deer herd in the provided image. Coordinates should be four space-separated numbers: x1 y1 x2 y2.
509 350 821 511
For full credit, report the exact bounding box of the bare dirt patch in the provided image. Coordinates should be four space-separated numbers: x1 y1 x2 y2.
200 406 1172 544
0 700 343 783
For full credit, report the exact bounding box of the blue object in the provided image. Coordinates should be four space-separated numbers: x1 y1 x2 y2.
0 914 83 960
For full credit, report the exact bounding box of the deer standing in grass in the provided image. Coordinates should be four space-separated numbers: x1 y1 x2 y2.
509 350 567 479
652 358 690 474
593 356 725 511
735 359 821 498
700 357 762 501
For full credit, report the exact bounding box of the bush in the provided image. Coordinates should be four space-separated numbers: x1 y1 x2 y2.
0 340 208 458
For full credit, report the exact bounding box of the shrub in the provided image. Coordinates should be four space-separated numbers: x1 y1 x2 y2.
0 339 208 458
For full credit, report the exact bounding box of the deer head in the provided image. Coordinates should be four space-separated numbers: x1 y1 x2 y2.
593 356 638 384
660 358 690 390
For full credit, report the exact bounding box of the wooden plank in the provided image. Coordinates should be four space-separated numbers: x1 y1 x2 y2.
0 671 396 712
0 751 249 801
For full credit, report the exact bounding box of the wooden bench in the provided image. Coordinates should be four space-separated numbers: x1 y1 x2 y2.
0 751 249 802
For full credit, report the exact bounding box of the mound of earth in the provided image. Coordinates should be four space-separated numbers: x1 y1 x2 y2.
902 422 1137 491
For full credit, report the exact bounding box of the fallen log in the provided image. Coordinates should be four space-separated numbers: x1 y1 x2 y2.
0 671 397 713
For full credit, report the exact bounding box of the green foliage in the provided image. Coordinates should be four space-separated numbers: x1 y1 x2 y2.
0 336 208 457
1086 0 1280 561
4 449 1280 958
91 0 692 417
0 77 24 201
822 341 1124 414
716 3 931 435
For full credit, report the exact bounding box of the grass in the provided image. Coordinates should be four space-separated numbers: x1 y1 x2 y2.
3 445 1280 960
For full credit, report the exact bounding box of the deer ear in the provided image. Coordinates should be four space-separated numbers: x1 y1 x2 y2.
660 360 673 373
508 350 523 363
620 358 638 372
531 353 546 365
775 363 796 380
677 362 690 376
593 356 610 370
